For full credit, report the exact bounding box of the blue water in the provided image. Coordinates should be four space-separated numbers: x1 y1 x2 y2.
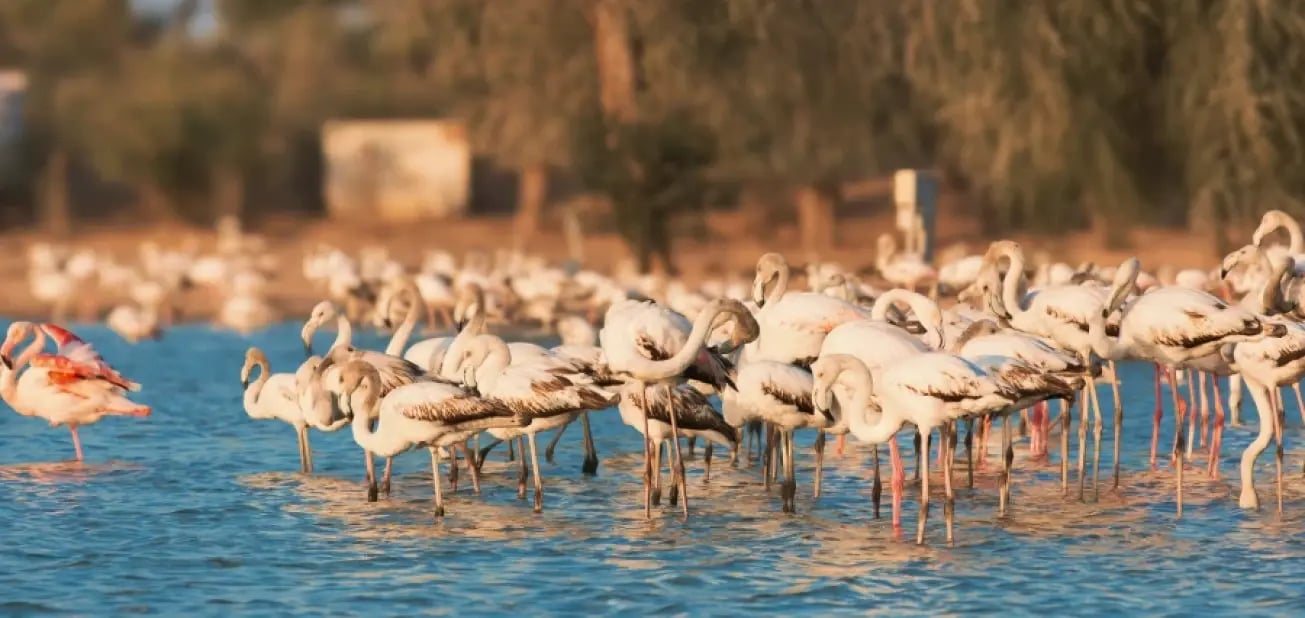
2 322 1304 616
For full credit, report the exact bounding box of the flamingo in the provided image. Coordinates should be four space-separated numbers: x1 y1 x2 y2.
720 356 830 512
750 252 873 367
335 360 526 517
600 297 757 517
240 347 311 473
0 323 149 462
980 241 1138 498
1103 282 1286 517
616 380 738 507
812 353 1015 543
1252 209 1305 274
454 334 617 512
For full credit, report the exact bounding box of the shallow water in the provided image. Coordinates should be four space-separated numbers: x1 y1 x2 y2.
2 322 1305 616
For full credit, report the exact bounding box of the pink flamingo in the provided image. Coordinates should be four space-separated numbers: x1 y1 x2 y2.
0 322 149 461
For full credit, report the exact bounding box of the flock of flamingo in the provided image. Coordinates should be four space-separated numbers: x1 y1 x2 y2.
7 210 1305 545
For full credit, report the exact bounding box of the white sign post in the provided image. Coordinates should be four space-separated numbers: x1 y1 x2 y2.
893 169 937 262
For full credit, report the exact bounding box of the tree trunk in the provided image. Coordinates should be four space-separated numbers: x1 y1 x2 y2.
41 148 71 237
137 181 172 221
212 166 245 222
591 0 638 124
795 185 834 259
512 163 548 252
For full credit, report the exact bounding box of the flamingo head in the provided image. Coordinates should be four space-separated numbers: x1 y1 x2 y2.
752 253 787 308
336 359 379 419
0 321 35 370
453 283 484 332
241 347 268 390
300 301 336 357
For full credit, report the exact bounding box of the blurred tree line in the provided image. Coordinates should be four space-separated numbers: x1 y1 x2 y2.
1 0 1303 267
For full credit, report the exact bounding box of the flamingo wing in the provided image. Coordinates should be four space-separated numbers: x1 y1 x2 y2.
29 352 140 392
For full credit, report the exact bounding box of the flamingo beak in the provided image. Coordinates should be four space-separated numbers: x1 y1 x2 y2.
301 337 312 358
240 376 250 390
455 319 467 333
0 354 11 371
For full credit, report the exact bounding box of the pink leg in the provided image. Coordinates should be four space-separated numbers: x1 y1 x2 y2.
889 438 904 533
1209 382 1225 479
835 434 846 457
69 425 84 462
1039 403 1051 459
1150 364 1163 470
1197 372 1209 450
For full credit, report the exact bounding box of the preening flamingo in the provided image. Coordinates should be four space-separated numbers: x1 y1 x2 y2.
0 323 149 462
600 297 757 518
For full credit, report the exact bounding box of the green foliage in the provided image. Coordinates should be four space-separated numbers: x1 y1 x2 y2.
5 0 1305 247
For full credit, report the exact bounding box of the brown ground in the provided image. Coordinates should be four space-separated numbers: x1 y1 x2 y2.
0 207 1224 322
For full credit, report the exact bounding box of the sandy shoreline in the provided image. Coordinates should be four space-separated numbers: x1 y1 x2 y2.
0 211 1224 324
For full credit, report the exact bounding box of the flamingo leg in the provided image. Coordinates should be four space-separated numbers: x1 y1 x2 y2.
835 433 846 457
871 443 882 519
916 429 931 545
1185 371 1198 461
1061 394 1072 495
1229 374 1244 426
913 431 923 481
687 436 697 459
476 438 503 472
1077 379 1089 501
1165 367 1185 518
382 457 394 496
363 448 378 502
447 449 459 492
463 444 482 495
787 431 798 512
527 432 544 513
506 436 516 462
1274 388 1285 516
303 428 314 474
1000 413 1013 516
762 424 774 490
813 430 825 499
1108 360 1123 490
69 425 84 462
1150 364 1163 470
1089 376 1104 502
580 411 599 475
429 447 446 518
1197 372 1210 451
704 442 713 482
517 437 528 500
666 382 689 518
641 385 652 518
1238 379 1274 509
653 440 664 506
943 423 956 545
295 427 308 474
544 419 568 464
889 438 904 532
1210 376 1226 479
965 418 975 489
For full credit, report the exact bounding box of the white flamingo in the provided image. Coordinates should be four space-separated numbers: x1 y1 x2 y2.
335 360 525 517
455 334 617 512
240 347 311 473
600 297 757 517
812 353 1015 544
751 252 873 366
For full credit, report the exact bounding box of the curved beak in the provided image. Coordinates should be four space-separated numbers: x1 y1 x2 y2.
1219 266 1232 280
454 319 467 333
301 338 312 358
240 377 250 390
1 354 12 371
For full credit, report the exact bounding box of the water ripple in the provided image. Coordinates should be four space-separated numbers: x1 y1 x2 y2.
1 322 1304 614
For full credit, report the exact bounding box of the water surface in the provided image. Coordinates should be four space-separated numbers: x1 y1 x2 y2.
1 323 1304 616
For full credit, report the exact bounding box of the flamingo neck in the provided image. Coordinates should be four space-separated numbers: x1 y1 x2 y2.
471 337 512 394
635 300 731 382
244 357 271 416
996 246 1029 320
385 282 424 356
871 289 942 348
440 309 487 379
764 266 788 308
332 313 353 351
0 329 44 403
836 365 902 444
